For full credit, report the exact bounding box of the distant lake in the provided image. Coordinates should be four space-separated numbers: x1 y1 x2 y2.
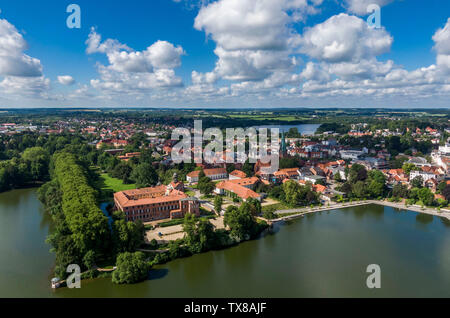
253 124 320 135
2 189 450 298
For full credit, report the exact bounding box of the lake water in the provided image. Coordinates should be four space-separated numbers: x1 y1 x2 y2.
1 188 450 298
253 124 320 135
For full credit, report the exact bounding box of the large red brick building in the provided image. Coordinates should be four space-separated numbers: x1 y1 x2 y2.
114 185 199 222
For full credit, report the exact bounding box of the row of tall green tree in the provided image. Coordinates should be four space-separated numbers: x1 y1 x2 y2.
39 152 145 279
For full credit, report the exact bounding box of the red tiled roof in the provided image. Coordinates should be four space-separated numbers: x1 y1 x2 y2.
230 170 247 178
114 186 187 208
187 168 227 178
228 177 259 187
313 184 327 193
216 181 260 200
274 168 298 177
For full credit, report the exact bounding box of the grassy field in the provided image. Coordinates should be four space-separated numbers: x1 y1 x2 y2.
96 173 137 202
185 190 196 197
100 173 136 192
261 203 289 213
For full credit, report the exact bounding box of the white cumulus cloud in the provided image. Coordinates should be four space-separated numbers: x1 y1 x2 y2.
299 13 393 63
190 0 320 92
85 28 185 95
0 18 43 77
57 75 75 85
433 18 450 73
344 0 394 15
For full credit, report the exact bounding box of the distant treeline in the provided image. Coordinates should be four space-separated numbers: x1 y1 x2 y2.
0 133 99 193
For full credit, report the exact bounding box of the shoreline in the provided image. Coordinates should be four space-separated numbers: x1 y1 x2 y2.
272 200 450 222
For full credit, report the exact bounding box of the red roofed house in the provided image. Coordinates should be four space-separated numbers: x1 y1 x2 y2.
186 168 228 183
118 152 141 162
114 185 199 222
273 168 299 182
96 139 129 149
215 180 262 202
229 170 247 180
312 184 327 194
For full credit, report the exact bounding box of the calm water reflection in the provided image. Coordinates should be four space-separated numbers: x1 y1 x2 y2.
1 189 450 298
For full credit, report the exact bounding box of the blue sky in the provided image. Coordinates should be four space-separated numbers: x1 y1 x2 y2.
0 0 449 108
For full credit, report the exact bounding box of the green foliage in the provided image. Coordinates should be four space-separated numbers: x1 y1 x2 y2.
437 198 448 208
182 213 217 253
336 167 385 200
224 204 259 242
111 162 133 184
417 187 434 206
226 164 236 174
21 147 50 181
112 252 149 284
40 152 110 278
268 185 285 201
286 127 301 138
316 122 349 134
411 176 424 188
37 179 62 215
131 163 158 188
53 152 110 254
198 175 215 195
214 195 223 214
352 181 367 199
407 186 435 206
112 211 145 253
443 184 450 201
392 184 409 198
246 198 262 216
83 250 96 270
366 170 386 198
168 240 190 259
279 157 299 169
242 160 255 177
282 180 319 207
437 181 447 194
262 210 277 220
348 164 367 183
99 173 136 193
402 163 417 176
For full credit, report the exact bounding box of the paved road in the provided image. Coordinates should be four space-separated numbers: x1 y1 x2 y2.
275 201 366 215
273 200 450 222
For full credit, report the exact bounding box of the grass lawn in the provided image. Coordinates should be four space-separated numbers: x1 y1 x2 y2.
261 203 289 213
96 173 136 201
100 173 136 192
185 190 196 197
158 212 216 228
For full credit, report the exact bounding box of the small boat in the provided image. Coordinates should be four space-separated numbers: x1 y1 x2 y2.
51 277 61 289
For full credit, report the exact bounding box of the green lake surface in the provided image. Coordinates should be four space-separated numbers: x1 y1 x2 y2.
1 188 450 298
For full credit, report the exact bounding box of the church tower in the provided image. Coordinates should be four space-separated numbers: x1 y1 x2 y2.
281 131 287 157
